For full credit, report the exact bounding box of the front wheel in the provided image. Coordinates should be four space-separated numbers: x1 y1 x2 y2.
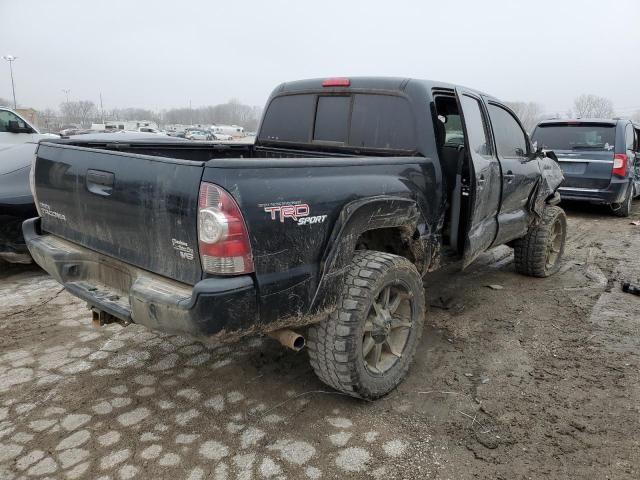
307 250 425 399
513 206 567 277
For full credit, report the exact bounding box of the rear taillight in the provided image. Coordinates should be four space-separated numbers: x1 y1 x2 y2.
197 182 253 275
612 154 628 177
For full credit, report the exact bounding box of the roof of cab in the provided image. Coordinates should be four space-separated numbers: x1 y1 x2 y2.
537 118 621 127
273 76 491 99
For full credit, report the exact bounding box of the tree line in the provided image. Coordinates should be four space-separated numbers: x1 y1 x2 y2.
0 97 263 132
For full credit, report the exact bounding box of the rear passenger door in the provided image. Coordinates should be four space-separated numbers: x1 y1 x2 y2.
486 102 540 245
455 89 501 267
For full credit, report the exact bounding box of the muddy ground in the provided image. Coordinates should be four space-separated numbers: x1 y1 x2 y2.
1 202 639 480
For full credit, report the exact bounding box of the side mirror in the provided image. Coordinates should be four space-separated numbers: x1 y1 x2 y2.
7 120 34 134
540 148 559 163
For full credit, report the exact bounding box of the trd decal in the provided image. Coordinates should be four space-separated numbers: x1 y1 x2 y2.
263 204 310 222
261 203 326 226
298 215 327 225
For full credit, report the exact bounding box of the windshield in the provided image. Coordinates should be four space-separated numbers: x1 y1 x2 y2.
533 123 616 151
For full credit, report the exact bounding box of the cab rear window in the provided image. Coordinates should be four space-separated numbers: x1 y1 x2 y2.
259 93 416 151
258 94 315 143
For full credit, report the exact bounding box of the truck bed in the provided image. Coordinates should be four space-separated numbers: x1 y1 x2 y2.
32 136 437 333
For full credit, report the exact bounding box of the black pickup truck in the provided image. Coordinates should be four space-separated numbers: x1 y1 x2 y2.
24 77 566 399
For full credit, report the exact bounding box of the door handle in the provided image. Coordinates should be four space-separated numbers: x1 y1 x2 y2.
504 171 515 183
86 169 114 196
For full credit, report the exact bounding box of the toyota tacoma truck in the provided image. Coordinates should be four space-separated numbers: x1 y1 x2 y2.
24 77 566 399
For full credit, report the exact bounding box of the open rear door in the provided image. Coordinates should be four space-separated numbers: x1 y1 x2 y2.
455 89 502 268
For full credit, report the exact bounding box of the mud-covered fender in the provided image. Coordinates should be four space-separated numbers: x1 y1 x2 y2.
309 195 423 314
531 152 564 218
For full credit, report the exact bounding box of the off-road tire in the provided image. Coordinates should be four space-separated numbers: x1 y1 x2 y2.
611 183 634 218
513 206 567 278
306 250 425 399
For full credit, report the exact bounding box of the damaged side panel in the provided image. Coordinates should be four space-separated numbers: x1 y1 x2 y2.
202 157 441 328
531 153 564 218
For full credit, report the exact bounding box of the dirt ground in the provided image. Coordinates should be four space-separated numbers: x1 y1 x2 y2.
1 201 639 480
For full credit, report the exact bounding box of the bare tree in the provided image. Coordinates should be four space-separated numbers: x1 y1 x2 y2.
505 101 544 132
37 108 61 133
60 100 96 127
162 99 262 129
572 94 614 119
76 100 96 126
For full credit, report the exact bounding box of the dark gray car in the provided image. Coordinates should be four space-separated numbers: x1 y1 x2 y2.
532 118 640 216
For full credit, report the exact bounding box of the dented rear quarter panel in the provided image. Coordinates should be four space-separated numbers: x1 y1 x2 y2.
202 156 440 324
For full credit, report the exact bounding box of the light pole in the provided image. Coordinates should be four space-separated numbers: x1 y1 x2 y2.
2 55 17 109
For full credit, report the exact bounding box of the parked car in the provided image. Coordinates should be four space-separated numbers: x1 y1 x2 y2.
211 132 233 141
24 77 565 398
186 130 212 141
0 107 57 145
1 107 58 263
532 118 640 216
137 126 167 135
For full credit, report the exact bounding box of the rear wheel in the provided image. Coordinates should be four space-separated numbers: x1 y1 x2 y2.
513 206 567 277
307 250 425 399
611 183 634 217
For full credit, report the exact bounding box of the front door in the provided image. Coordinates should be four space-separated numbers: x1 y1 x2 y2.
455 89 501 268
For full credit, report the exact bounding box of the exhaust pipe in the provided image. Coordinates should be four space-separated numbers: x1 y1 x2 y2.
267 329 305 352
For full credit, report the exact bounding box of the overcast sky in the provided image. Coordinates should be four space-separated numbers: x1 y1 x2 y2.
1 0 639 115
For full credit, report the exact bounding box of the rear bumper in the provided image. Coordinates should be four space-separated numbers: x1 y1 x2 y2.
23 217 259 340
559 179 630 205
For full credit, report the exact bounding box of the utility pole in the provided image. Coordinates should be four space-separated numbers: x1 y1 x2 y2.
99 92 105 123
62 89 70 103
2 55 18 109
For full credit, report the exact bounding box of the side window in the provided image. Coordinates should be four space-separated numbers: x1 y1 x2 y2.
488 104 528 158
459 95 492 158
0 110 28 133
442 114 464 145
625 124 635 151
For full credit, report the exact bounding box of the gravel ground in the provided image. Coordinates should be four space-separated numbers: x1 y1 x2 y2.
0 201 639 479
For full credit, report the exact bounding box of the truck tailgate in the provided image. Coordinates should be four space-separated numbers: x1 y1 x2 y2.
34 143 204 285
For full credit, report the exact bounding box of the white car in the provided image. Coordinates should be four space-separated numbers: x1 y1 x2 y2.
212 133 233 141
137 127 167 135
0 107 58 146
186 130 212 141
